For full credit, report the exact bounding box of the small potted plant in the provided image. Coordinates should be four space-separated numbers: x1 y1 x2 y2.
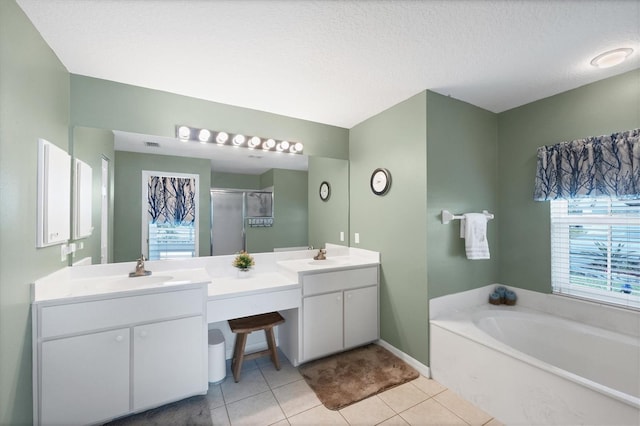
233 251 255 278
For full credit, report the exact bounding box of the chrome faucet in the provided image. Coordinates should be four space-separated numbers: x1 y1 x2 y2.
129 254 151 277
313 249 327 260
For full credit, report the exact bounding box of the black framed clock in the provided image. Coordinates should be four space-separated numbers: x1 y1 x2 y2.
319 181 331 201
370 168 391 196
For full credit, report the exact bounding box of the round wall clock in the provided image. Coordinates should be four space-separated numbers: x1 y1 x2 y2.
370 168 391 196
319 181 331 201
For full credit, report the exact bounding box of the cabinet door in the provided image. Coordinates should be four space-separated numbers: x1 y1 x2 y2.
133 316 205 410
40 328 130 425
344 285 379 349
303 291 343 361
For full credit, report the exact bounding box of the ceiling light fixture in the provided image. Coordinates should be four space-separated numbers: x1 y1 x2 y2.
175 125 303 155
590 48 633 68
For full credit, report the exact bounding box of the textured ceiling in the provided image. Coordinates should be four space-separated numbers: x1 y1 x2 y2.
17 0 640 129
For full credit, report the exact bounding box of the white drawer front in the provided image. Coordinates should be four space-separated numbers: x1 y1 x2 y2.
303 266 378 296
207 289 300 323
40 288 204 338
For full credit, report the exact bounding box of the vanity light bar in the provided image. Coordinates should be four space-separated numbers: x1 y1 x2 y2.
175 125 304 154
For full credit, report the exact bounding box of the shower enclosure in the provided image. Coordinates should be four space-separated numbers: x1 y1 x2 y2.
210 189 273 255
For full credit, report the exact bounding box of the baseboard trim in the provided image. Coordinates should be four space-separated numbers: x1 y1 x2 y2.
376 339 431 378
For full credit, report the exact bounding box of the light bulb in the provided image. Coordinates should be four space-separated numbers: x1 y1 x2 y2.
177 126 190 141
232 134 246 146
248 136 261 148
294 142 303 152
198 129 211 143
280 141 290 150
216 132 229 144
263 139 276 150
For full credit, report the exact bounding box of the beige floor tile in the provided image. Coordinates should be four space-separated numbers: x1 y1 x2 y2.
482 418 503 426
434 390 492 426
376 415 410 426
410 376 447 396
287 404 349 425
260 360 303 389
270 419 291 426
377 382 429 413
211 405 230 426
272 379 321 418
339 395 396 425
207 384 226 409
226 391 285 425
399 399 467 426
221 367 270 404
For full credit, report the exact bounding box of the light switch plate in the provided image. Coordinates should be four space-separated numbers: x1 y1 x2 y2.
340 231 345 242
354 233 360 244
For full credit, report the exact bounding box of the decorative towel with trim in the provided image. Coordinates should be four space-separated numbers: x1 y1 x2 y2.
460 213 490 260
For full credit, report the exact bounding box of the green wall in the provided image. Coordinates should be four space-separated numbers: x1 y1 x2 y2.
113 151 212 262
246 169 309 252
0 1 70 423
308 156 350 249
426 91 499 299
71 127 115 264
211 171 262 190
70 75 349 160
349 91 429 365
497 69 640 293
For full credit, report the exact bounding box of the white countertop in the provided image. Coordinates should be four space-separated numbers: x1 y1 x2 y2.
32 245 380 304
208 272 299 300
276 255 379 274
33 268 212 303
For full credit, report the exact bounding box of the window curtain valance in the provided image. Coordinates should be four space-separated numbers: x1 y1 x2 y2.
147 176 196 225
533 128 640 201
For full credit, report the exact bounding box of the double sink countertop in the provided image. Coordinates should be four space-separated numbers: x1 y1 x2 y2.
32 246 380 304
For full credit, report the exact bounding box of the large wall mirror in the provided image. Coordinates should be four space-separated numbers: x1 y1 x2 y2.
70 126 349 265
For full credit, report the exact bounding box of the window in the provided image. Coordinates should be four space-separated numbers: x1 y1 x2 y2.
550 198 640 309
143 171 198 260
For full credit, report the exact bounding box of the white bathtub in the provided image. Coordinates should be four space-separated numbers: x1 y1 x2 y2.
430 286 640 425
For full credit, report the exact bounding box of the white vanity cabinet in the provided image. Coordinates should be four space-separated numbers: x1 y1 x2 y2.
33 285 208 426
301 266 379 362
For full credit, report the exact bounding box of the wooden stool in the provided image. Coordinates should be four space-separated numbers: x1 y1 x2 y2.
228 311 285 382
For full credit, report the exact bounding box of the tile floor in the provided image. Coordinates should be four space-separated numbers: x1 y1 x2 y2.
207 353 503 426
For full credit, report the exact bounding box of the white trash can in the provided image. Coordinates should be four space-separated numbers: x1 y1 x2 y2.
208 329 226 384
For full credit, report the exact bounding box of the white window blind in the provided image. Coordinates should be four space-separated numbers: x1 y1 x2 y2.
148 223 196 260
550 198 640 309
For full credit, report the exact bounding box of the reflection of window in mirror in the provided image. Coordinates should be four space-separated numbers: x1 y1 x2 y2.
142 171 199 260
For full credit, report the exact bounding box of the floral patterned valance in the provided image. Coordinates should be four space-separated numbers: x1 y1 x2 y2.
533 128 640 201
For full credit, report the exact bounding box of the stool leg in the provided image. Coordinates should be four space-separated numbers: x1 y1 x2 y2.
265 327 280 370
232 333 248 382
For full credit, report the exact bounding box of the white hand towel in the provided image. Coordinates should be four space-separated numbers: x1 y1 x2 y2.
461 213 490 260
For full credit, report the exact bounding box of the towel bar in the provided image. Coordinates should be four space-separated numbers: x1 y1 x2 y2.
441 209 494 224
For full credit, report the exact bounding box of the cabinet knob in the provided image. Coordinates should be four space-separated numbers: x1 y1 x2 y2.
139 330 148 338
115 335 124 342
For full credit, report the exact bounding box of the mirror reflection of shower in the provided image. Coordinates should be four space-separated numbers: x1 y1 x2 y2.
210 189 273 256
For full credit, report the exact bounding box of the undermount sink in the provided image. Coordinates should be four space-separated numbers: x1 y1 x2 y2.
95 275 174 291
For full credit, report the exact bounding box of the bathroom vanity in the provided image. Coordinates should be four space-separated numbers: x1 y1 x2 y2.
31 245 379 425
31 270 210 426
